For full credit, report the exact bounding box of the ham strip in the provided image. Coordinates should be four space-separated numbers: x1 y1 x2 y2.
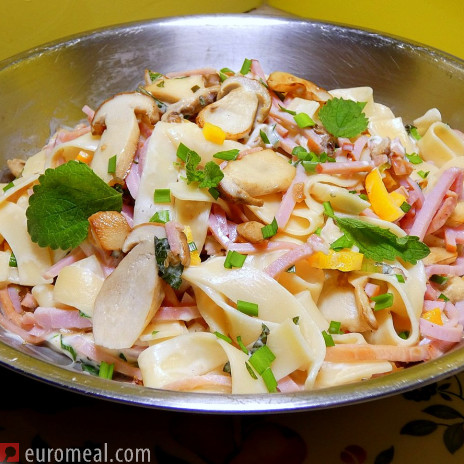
154 305 201 322
425 257 464 278
33 307 92 330
409 167 463 240
43 248 86 280
325 344 431 363
420 319 463 343
316 160 374 174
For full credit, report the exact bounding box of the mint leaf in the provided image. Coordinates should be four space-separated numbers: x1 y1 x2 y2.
319 97 369 138
182 144 223 189
330 234 354 251
26 161 122 250
199 161 224 188
335 216 430 264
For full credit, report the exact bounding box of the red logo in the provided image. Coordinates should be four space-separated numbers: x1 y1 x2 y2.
0 444 19 463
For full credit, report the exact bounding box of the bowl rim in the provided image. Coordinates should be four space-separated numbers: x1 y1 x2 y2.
1 13 464 414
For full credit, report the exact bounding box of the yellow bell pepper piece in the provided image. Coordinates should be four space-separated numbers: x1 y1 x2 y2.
307 250 363 272
365 168 405 222
76 150 93 164
421 307 443 325
202 122 226 144
183 225 201 266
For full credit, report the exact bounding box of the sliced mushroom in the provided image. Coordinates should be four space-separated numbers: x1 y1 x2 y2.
236 221 265 243
122 223 166 253
197 76 271 140
422 246 457 265
443 276 464 303
349 275 378 330
93 240 165 349
217 175 264 207
267 71 332 102
223 149 295 197
88 211 131 251
165 221 190 267
145 75 205 103
446 201 464 228
91 92 160 183
7 158 25 178
161 86 219 122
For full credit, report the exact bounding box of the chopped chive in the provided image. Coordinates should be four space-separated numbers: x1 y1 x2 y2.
405 125 422 141
249 345 276 375
438 293 450 302
119 352 127 362
261 367 278 393
322 330 335 347
176 142 190 162
286 265 296 273
208 187 220 200
328 320 342 335
417 170 429 179
395 274 406 283
430 275 448 285
245 361 258 379
60 336 77 361
154 188 171 203
152 330 159 336
78 310 90 318
323 201 335 218
213 149 240 161
302 161 319 173
107 155 117 174
398 331 410 340
400 202 411 213
8 252 17 267
99 361 114 380
156 80 165 88
239 58 252 75
237 300 259 317
191 85 200 93
294 112 315 128
371 292 394 310
149 210 170 224
292 146 310 160
214 331 232 344
219 72 228 82
405 152 423 164
260 129 271 145
359 193 369 201
314 227 322 236
279 104 296 115
224 250 247 269
261 217 278 239
292 316 300 325
82 363 99 376
237 336 249 355
3 181 14 192
148 71 162 81
188 241 197 252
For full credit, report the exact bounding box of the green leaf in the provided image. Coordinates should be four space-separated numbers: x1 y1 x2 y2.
330 234 354 251
400 420 438 436
405 152 423 164
26 161 122 250
423 405 464 420
185 150 203 184
374 446 395 464
199 162 224 188
154 237 183 289
444 423 464 454
319 97 369 138
60 336 77 361
335 216 430 264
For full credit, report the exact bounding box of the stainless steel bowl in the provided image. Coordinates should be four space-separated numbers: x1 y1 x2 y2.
1 14 464 413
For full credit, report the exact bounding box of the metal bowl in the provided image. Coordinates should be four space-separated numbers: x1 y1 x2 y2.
1 14 464 413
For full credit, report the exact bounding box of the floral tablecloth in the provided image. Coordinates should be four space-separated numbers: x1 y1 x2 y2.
2 366 464 463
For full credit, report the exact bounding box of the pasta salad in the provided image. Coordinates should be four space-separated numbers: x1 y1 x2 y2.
1 58 464 394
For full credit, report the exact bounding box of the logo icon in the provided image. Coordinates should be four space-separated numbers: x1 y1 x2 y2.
0 444 19 463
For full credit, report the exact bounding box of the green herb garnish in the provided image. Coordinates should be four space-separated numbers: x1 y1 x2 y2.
318 97 368 138
417 170 430 179
438 293 450 302
261 217 278 239
237 300 259 317
400 202 411 213
214 331 232 344
154 237 183 289
180 145 224 189
405 153 423 164
239 58 252 75
328 320 343 334
405 124 422 140
60 336 77 361
322 330 335 347
293 112 315 128
371 292 394 310
279 105 296 115
153 188 171 203
3 181 14 192
148 71 162 82
99 361 114 380
323 202 429 264
237 336 249 355
107 155 117 174
26 161 122 250
213 149 240 161
8 252 17 268
149 210 170 224
430 275 448 285
224 250 247 269
395 274 406 283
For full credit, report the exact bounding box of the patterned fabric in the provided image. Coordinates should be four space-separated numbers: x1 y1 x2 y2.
1 367 464 463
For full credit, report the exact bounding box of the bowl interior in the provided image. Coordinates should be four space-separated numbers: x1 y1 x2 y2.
1 14 464 413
